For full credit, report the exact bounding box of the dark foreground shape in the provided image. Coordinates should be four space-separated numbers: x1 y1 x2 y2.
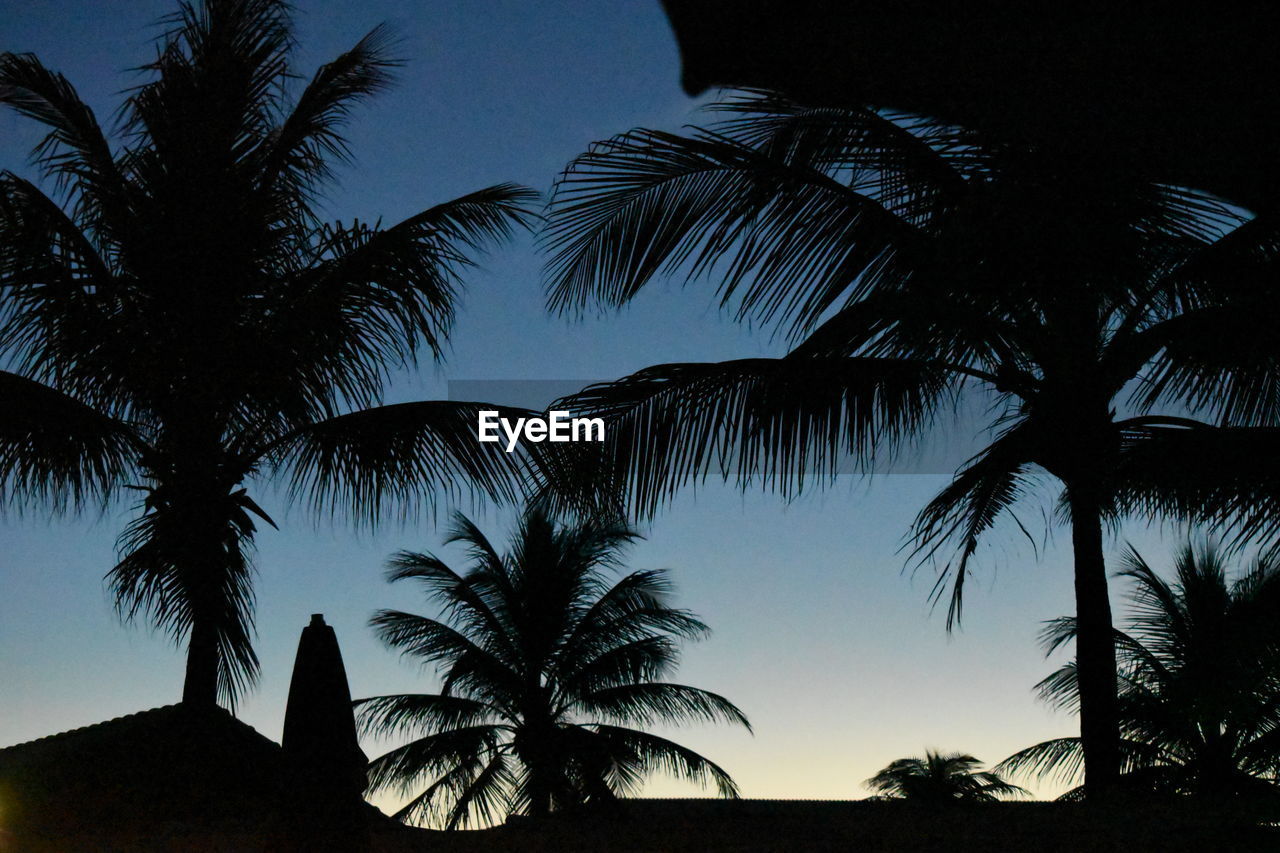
388 798 1280 853
659 0 1280 210
284 614 370 807
0 615 402 852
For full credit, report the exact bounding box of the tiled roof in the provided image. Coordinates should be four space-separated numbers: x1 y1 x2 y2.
0 702 278 763
0 701 291 837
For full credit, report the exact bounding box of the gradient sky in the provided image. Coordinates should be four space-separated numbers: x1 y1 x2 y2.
0 0 1187 807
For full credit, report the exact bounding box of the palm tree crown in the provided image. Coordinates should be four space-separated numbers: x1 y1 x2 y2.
541 89 1273 794
0 0 540 706
356 506 750 829
999 543 1280 801
865 750 1026 803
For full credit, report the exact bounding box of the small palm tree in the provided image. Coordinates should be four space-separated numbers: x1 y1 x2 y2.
998 543 1280 801
355 506 750 828
0 0 539 706
865 750 1027 803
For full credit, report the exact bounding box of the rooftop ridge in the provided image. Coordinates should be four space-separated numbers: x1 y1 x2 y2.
0 703 183 752
0 702 270 758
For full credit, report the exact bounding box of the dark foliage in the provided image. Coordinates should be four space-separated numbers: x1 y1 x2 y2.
865 750 1026 803
1000 543 1280 802
0 0 540 705
356 506 749 828
540 89 1280 792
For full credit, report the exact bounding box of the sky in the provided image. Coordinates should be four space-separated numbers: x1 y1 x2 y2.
0 0 1189 807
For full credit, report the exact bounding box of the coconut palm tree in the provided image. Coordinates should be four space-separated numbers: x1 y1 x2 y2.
541 90 1275 795
0 0 541 707
866 750 1026 803
355 506 750 828
998 543 1280 801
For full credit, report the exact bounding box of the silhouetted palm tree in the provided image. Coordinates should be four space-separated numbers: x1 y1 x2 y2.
0 0 539 707
541 90 1270 794
355 506 749 828
998 543 1280 801
866 750 1026 803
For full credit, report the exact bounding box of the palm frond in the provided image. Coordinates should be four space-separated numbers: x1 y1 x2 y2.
107 479 265 706
383 545 521 668
542 125 924 337
272 401 542 524
576 682 751 731
996 737 1175 789
367 609 520 706
280 183 538 376
908 419 1042 628
354 693 499 740
705 89 983 200
126 0 293 160
0 371 142 510
559 635 679 695
365 723 505 797
549 357 949 519
1121 301 1280 428
0 172 115 290
441 752 514 830
388 759 481 827
258 22 400 199
790 287 1022 383
587 724 740 798
1113 423 1280 555
995 738 1087 787
555 570 710 682
0 51 124 208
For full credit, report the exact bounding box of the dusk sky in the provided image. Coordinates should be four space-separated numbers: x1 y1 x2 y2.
0 0 1184 806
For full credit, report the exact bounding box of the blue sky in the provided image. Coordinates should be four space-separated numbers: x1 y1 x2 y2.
0 0 1184 804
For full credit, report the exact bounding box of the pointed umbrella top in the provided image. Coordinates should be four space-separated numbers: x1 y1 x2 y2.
281 614 368 801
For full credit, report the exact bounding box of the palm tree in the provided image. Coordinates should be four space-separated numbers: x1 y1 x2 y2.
540 90 1271 795
0 0 541 707
866 750 1027 803
355 506 750 828
998 543 1280 801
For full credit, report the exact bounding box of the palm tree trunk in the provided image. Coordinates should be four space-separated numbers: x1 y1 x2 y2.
1067 478 1120 798
176 478 226 708
182 615 220 706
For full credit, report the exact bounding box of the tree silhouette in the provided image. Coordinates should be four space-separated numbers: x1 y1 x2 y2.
356 506 749 828
541 89 1271 795
999 543 1280 802
865 750 1026 803
0 0 540 707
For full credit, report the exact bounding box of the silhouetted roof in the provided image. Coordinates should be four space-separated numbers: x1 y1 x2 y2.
0 703 290 834
0 703 277 765
479 798 1280 852
659 1 1280 210
0 616 392 850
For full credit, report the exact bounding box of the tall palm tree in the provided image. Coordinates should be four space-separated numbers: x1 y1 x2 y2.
998 543 1280 801
356 506 750 829
865 750 1027 803
0 0 541 707
540 90 1270 795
